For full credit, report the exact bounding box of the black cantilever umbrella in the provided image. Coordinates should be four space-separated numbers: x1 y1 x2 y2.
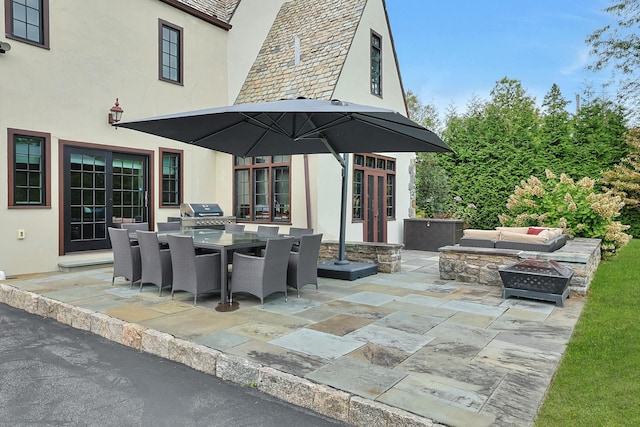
116 98 451 268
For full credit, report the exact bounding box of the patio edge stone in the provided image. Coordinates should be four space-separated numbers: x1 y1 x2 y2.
258 367 317 410
311 383 351 423
69 306 93 331
141 328 173 358
96 313 126 343
55 301 78 327
349 396 438 427
123 323 147 349
216 353 261 385
0 283 13 306
169 338 219 376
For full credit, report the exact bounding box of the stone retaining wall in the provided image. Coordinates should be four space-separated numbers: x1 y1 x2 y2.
439 237 601 296
319 241 403 273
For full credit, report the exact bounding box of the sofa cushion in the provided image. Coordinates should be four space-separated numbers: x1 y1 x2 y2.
500 230 549 243
527 227 545 235
462 229 501 240
546 228 563 238
496 226 530 234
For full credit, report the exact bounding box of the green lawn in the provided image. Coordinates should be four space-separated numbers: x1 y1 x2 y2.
535 238 640 426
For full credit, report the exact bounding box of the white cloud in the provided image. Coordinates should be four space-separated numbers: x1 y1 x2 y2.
560 47 590 75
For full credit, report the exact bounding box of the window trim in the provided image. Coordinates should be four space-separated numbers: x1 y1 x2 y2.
233 156 291 224
7 128 51 208
4 0 50 49
370 30 382 97
159 148 183 207
158 19 184 85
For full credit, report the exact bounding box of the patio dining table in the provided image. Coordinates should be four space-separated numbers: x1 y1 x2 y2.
154 228 291 310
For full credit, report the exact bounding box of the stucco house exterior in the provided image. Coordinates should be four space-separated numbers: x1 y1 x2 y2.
1 0 415 275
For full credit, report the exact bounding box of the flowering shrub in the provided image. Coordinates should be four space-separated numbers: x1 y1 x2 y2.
429 195 477 226
498 170 631 258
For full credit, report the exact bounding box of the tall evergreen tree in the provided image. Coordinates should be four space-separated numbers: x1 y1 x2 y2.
540 84 573 171
406 90 451 216
571 94 629 178
440 78 541 228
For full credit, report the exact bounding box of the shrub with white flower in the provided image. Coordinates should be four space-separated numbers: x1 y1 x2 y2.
449 196 477 225
498 169 631 258
426 195 477 226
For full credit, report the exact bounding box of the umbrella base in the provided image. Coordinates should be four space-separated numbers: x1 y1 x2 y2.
317 260 378 281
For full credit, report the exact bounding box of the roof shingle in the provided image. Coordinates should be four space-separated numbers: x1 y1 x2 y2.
235 0 367 104
175 0 240 23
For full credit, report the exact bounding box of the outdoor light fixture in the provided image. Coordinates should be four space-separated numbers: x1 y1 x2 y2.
108 98 123 124
0 40 11 54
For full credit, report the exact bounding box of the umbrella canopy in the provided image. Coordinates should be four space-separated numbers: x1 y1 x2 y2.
116 98 452 263
116 98 450 158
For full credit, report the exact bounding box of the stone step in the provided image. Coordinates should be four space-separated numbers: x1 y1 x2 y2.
58 258 113 272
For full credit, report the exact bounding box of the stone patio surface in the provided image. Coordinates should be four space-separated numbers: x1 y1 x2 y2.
0 250 585 427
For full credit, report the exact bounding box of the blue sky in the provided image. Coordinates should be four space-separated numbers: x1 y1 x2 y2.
385 0 616 116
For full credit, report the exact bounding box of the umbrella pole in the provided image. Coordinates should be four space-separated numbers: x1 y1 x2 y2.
337 153 349 264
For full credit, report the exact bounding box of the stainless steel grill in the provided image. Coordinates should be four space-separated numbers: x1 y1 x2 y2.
179 203 236 229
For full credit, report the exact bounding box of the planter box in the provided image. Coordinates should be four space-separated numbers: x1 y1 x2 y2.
403 218 464 251
499 258 574 307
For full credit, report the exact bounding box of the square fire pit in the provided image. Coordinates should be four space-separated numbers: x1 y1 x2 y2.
499 258 574 307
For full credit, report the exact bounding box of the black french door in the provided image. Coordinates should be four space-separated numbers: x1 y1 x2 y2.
63 146 149 253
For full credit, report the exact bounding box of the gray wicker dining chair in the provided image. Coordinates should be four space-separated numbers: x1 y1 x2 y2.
287 233 323 297
289 227 313 237
108 227 142 288
230 237 294 307
121 222 150 232
167 234 221 306
225 223 245 232
257 225 279 236
288 227 314 252
137 231 173 296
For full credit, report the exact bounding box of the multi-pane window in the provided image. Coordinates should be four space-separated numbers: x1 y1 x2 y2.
352 156 364 220
14 135 44 204
233 156 291 223
386 174 395 218
352 154 396 220
159 20 183 84
8 0 49 47
8 129 50 207
370 32 382 96
112 157 145 222
161 150 182 206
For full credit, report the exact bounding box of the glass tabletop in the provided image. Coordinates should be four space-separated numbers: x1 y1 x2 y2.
159 228 292 248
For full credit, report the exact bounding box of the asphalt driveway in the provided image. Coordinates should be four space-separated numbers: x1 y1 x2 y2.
0 303 346 427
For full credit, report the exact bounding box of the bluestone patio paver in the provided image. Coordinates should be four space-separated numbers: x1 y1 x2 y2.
270 328 364 360
0 249 588 427
305 357 406 400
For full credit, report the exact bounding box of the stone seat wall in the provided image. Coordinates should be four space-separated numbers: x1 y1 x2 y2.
439 237 601 295
319 241 403 273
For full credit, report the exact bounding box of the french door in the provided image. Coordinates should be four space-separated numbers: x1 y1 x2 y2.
63 146 150 253
365 172 387 242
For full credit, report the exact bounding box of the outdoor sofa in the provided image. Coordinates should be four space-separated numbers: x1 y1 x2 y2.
459 226 568 252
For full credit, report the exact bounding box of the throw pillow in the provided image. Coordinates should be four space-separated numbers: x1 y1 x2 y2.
527 227 545 235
